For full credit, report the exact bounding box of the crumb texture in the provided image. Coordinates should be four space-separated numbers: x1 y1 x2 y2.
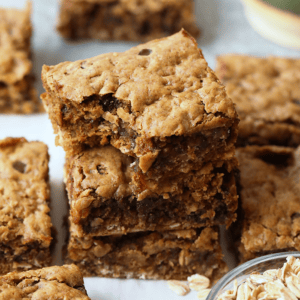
0 264 90 299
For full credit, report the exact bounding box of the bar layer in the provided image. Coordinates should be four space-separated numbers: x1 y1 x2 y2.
65 221 228 281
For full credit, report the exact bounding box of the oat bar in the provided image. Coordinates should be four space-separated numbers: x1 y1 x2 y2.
0 137 54 274
0 2 43 114
64 145 238 235
0 264 90 299
216 55 300 147
57 0 200 42
234 145 300 262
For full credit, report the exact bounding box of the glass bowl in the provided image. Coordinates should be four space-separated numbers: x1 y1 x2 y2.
207 252 300 300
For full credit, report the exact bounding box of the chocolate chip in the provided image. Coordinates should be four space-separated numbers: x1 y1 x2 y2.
13 161 26 173
138 49 152 56
0 81 7 89
97 165 107 175
256 151 293 168
292 99 300 106
139 21 151 36
291 213 300 220
61 105 68 114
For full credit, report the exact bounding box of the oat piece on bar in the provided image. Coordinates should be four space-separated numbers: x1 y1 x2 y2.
65 219 228 281
234 145 300 262
64 145 238 235
0 264 90 299
0 137 54 274
216 55 300 147
42 30 239 205
0 2 43 114
57 0 200 42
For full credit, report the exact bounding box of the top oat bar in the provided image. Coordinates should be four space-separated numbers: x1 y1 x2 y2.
57 0 200 42
42 30 238 195
216 55 300 147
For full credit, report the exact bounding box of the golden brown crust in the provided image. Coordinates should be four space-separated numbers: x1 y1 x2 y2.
216 55 300 147
0 265 90 300
236 145 300 261
0 137 53 274
57 0 200 41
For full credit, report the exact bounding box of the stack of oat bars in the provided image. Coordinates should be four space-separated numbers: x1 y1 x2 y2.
42 30 239 280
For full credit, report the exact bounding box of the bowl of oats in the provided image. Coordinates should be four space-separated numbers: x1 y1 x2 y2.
207 252 300 300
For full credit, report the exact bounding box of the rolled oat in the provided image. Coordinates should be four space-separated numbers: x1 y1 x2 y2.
167 280 190 296
188 274 211 291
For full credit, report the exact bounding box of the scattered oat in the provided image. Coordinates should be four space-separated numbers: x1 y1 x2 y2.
197 288 211 300
217 256 300 300
168 280 190 296
188 274 210 291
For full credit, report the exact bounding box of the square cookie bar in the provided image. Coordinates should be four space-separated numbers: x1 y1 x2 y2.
234 145 300 262
65 221 228 281
42 30 239 197
0 2 43 114
0 137 54 274
216 55 300 147
0 265 90 299
64 145 238 235
57 0 200 42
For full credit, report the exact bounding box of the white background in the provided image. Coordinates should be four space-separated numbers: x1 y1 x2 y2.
0 0 299 299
